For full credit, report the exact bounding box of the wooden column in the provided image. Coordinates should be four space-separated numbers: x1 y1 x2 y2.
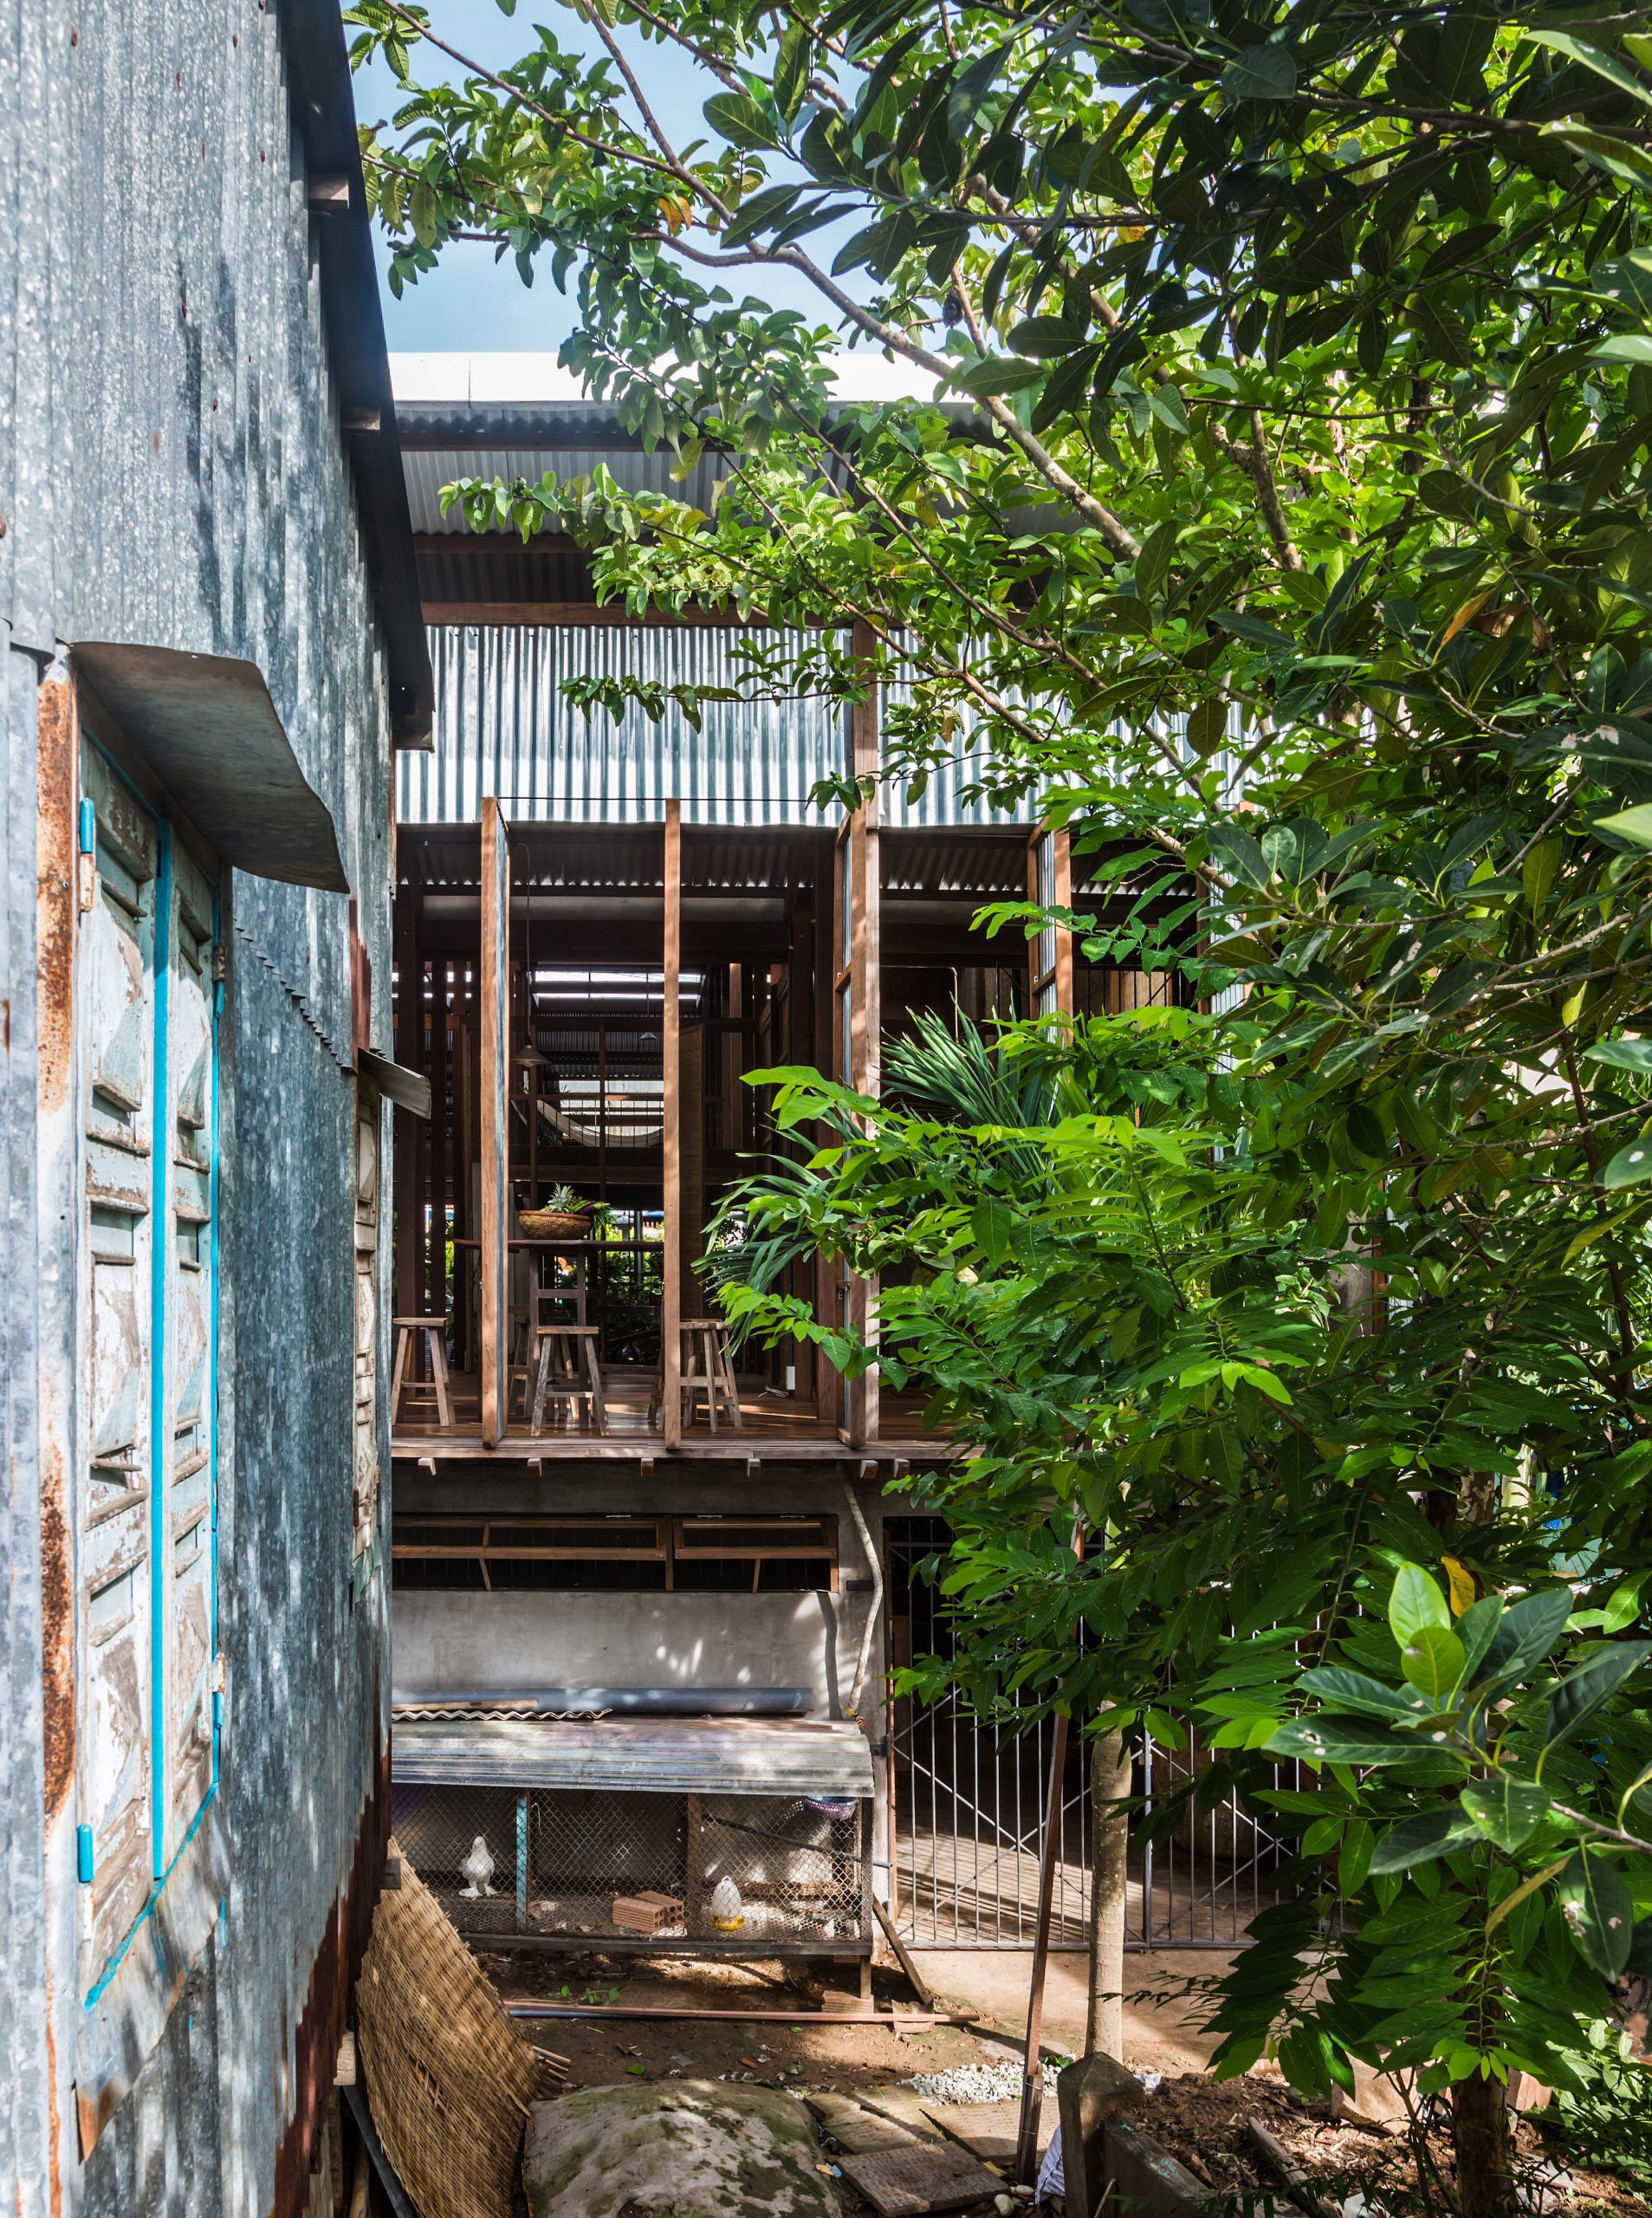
811 833 841 1431
392 877 419 1325
661 802 683 1449
1028 823 1074 1018
479 798 511 1446
680 1022 705 1319
839 621 881 1444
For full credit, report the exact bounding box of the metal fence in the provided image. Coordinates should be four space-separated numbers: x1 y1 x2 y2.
392 1776 867 1949
884 1519 1297 1951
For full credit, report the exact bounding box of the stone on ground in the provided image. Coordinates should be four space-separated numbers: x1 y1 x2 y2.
523 2080 841 2218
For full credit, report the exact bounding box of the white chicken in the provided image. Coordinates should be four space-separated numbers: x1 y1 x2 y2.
459 1835 496 1897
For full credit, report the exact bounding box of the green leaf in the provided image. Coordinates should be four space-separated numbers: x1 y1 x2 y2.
1603 1134 1652 1188
1526 29 1652 112
1267 1715 1432 1767
1211 608 1293 652
1298 1666 1429 1722
1186 696 1228 757
1593 334 1652 366
1595 802 1652 849
1402 1624 1467 1702
1557 1852 1635 1977
1134 518 1179 604
1585 1038 1652 1077
1222 42 1297 101
971 1199 1015 1267
949 355 1042 397
1461 1777 1549 1852
1390 1563 1451 1647
703 91 780 151
1338 1818 1375 1895
1475 1589 1573 1692
1545 1641 1652 1754
1008 315 1087 358
1369 1805 1480 1875
773 23 812 123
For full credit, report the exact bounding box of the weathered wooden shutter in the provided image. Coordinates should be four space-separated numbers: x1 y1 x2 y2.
79 751 159 1973
353 1089 381 1560
161 841 217 1856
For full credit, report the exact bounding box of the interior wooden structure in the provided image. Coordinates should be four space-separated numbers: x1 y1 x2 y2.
391 784 1176 1462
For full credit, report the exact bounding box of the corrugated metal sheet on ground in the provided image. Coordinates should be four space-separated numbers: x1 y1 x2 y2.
393 1715 876 1797
398 626 1036 830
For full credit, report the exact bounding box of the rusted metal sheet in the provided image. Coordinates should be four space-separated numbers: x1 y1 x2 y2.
398 625 1039 829
2 0 405 2202
393 1715 878 1799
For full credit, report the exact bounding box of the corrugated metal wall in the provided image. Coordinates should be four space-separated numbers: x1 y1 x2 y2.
400 625 1035 829
1 0 395 2211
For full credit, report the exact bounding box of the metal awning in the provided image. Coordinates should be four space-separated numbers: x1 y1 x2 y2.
393 1715 876 1799
74 642 349 892
358 1048 431 1117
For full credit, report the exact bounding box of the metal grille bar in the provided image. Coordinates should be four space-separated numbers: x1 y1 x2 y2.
884 1520 1295 1950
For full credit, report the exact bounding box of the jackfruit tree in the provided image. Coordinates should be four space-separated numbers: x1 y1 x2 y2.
348 3 1652 2202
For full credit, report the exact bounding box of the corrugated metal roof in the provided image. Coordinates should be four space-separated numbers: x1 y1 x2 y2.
398 626 1036 830
392 1715 876 1797
405 445 742 534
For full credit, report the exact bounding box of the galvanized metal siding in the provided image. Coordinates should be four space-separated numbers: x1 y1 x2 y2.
0 647 56 2218
400 625 1035 829
2 0 397 2208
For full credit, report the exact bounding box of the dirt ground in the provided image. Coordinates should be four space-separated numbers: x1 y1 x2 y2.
1143 2072 1652 2218
476 1949 996 2096
480 1949 1650 2218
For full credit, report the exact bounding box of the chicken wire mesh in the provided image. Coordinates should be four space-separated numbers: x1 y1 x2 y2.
392 1782 869 1947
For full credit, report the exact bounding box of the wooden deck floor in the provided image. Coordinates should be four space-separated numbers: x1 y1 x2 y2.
392 1367 950 1462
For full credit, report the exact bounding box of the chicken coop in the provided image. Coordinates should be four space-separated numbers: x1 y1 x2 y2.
391 1709 877 1984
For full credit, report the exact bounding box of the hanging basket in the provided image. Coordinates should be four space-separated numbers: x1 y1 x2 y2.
519 1208 590 1239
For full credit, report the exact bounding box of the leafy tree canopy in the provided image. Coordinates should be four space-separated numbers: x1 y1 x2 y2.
347 1 1652 2199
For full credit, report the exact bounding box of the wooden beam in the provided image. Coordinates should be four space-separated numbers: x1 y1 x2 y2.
843 619 881 1447
680 1022 705 1317
392 883 419 1325
420 602 808 629
1027 823 1074 1018
662 801 683 1449
479 799 511 1446
813 831 842 1433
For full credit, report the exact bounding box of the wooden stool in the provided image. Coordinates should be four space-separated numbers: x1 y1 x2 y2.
680 1319 742 1433
392 1317 452 1430
530 1325 607 1436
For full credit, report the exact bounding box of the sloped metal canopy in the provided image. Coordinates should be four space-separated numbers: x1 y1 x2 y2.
75 643 349 892
359 1048 431 1118
393 1715 875 1799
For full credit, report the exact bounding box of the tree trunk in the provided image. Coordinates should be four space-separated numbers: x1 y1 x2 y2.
1453 2072 1513 2218
1085 1729 1132 2058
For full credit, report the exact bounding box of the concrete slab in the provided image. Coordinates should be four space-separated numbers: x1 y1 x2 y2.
837 2143 1004 2216
921 2098 1053 2166
807 2093 919 2153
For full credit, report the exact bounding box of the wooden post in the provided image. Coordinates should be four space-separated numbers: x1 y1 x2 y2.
479 798 511 1446
392 876 419 1326
680 1023 705 1319
840 621 880 1445
1014 1710 1070 2186
662 802 683 1449
1028 824 1074 1019
1015 1523 1085 2183
812 832 842 1431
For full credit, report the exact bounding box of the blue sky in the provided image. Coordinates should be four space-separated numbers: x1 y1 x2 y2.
353 0 848 353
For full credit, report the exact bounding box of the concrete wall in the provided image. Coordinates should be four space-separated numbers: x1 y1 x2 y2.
393 1466 886 1722
1 0 399 2210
